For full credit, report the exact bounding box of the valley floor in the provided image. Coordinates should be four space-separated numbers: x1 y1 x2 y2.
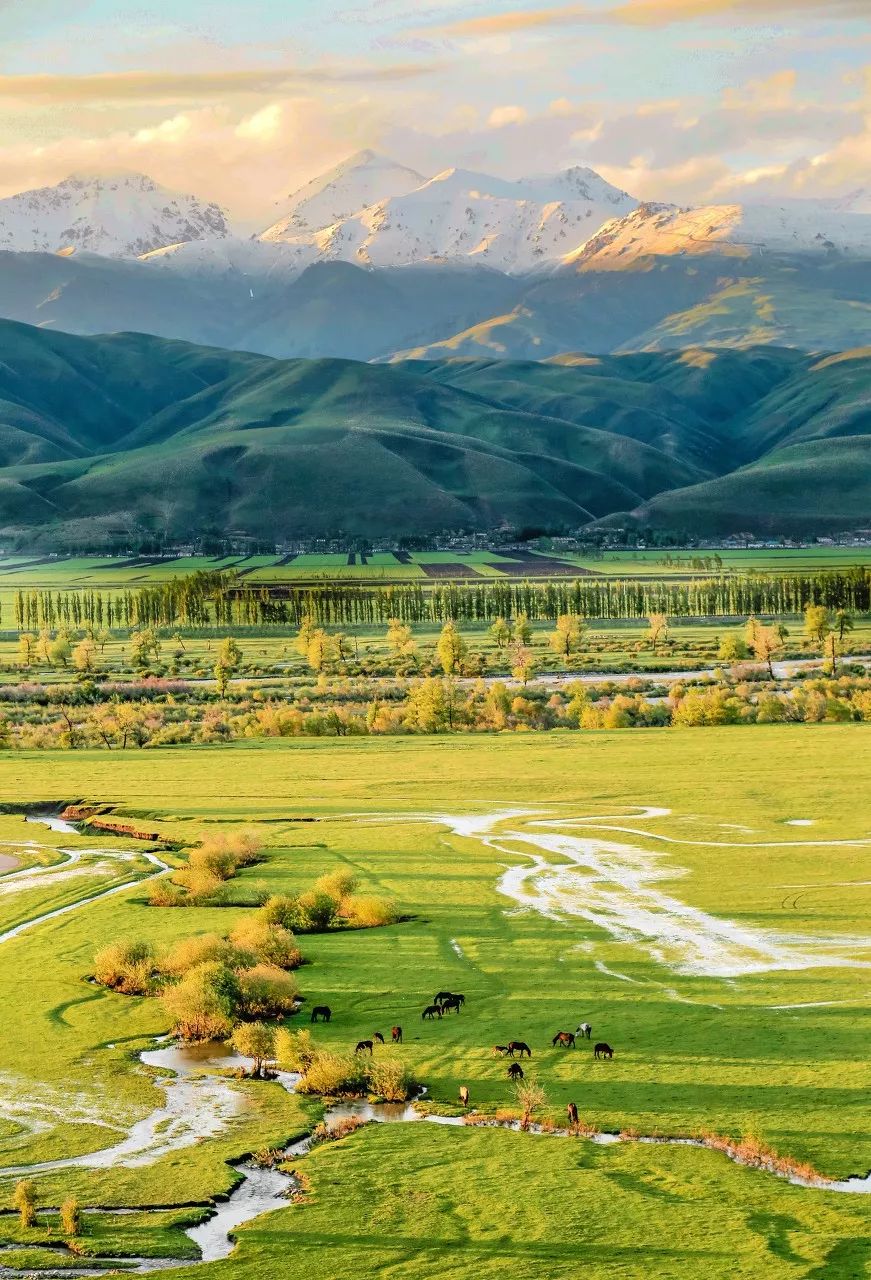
0 730 869 1278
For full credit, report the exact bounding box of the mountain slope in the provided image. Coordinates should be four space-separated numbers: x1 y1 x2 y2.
0 173 232 257
0 323 868 545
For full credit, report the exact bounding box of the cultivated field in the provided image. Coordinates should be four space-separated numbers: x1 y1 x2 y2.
0 731 868 1277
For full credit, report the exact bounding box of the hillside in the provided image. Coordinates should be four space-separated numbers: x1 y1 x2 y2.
0 323 867 545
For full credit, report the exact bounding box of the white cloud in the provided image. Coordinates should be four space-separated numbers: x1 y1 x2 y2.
487 104 529 127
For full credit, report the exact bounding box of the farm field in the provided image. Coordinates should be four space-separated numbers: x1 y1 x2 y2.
0 731 869 1278
0 544 868 615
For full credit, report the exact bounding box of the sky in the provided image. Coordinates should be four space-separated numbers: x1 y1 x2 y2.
0 0 870 220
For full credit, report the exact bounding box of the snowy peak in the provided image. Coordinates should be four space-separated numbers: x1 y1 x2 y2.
0 171 233 258
261 150 425 239
262 158 638 273
564 199 871 270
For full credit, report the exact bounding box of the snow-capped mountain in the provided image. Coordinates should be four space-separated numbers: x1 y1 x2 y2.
260 163 638 274
564 199 871 270
0 172 233 258
262 149 425 239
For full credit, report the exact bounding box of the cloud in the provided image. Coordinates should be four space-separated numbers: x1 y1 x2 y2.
487 104 529 127
0 62 439 105
436 0 869 39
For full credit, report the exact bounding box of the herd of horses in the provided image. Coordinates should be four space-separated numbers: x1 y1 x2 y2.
312 991 614 1109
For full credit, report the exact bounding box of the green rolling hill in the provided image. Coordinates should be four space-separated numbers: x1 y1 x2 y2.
0 320 867 545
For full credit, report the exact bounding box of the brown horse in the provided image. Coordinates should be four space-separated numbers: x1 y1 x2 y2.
310 1005 331 1023
355 1040 374 1055
507 1063 524 1081
373 1032 385 1044
391 1025 403 1044
507 1041 532 1058
567 1102 579 1127
552 1031 576 1048
459 1086 470 1108
492 1045 509 1057
594 1042 613 1060
422 1005 443 1020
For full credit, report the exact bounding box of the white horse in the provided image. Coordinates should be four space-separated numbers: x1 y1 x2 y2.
576 1022 592 1040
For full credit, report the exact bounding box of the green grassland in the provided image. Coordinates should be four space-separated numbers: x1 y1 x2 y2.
0 731 868 1276
2 321 871 544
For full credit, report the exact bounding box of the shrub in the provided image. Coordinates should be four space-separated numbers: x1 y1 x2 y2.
258 894 299 929
93 940 155 995
296 890 338 931
161 933 244 976
12 1180 36 1228
314 869 357 903
230 917 303 969
161 962 241 1042
296 1051 366 1097
230 1021 276 1076
237 964 299 1019
342 894 397 929
60 1197 81 1237
148 880 188 907
309 1116 367 1146
274 1027 314 1072
367 1059 415 1102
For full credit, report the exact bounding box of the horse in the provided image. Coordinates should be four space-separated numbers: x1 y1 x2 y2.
459 1086 470 1108
310 1005 331 1023
433 991 454 1004
355 1040 374 1055
594 1042 613 1060
441 995 463 1014
576 1022 592 1040
422 1004 443 1020
552 1031 576 1048
391 1026 403 1044
567 1102 579 1127
373 1032 385 1044
506 1041 532 1058
507 1063 524 1081
492 1045 509 1057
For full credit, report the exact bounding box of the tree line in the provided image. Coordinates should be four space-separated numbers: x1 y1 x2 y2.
11 565 871 632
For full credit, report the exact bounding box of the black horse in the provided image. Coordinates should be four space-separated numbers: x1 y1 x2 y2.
355 1040 374 1055
507 1063 524 1081
310 1005 331 1023
507 1040 532 1058
373 1032 385 1044
594 1042 613 1060
422 1004 443 1020
441 995 463 1014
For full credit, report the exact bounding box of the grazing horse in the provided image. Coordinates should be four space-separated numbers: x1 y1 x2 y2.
492 1045 509 1057
594 1042 613 1060
459 1086 470 1108
507 1063 524 1081
506 1041 532 1058
373 1032 385 1044
391 1026 403 1044
567 1102 579 1127
422 1004 443 1020
441 995 463 1014
433 991 454 1004
552 1031 576 1049
355 1040 374 1055
576 1023 592 1040
310 1005 331 1023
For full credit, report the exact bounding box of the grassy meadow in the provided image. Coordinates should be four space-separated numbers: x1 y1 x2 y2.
0 731 869 1276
